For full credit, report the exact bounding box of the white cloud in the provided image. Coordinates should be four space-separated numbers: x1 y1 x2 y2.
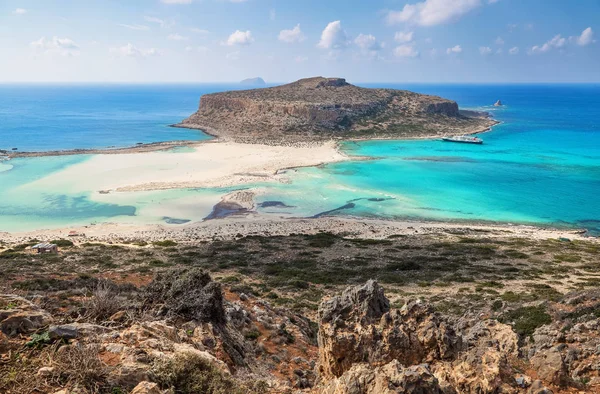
110 43 159 58
572 27 595 46
394 44 419 58
530 34 566 54
530 28 595 54
168 33 188 41
144 16 173 28
295 55 308 63
495 36 504 46
13 8 27 15
387 0 481 26
479 46 492 55
161 0 192 4
317 21 348 50
394 31 414 43
355 34 383 52
509 46 519 55
446 45 463 54
118 24 150 31
30 36 79 56
278 24 305 43
226 30 253 46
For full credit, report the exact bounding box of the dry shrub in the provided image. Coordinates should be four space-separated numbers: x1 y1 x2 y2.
50 342 110 393
143 268 225 324
150 352 265 394
82 282 125 322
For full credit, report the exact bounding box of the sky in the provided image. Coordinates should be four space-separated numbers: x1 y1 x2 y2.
0 0 598 83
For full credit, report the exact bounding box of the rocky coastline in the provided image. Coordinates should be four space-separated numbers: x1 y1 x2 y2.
177 77 498 144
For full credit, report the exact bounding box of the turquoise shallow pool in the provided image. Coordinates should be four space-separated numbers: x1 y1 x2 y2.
0 84 599 234
255 84 600 235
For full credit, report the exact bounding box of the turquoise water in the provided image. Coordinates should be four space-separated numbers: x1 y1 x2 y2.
255 84 600 234
0 84 599 234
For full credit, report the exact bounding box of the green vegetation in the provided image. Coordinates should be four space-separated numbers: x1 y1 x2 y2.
50 239 74 248
153 240 178 247
500 305 552 337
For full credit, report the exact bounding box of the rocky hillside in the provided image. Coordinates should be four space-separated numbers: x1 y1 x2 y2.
3 233 599 393
4 273 599 393
178 77 496 143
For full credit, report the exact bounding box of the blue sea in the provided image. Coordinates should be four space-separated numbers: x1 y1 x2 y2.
0 83 599 234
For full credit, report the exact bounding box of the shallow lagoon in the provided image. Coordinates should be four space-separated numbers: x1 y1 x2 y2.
0 84 599 234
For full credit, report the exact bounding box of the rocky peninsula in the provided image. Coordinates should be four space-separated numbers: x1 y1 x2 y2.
178 77 496 144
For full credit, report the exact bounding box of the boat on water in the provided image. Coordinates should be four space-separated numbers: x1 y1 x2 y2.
442 135 483 144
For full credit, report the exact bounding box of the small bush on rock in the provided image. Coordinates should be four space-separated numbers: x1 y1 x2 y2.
150 352 255 394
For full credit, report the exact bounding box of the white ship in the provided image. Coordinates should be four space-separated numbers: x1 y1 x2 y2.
442 135 483 144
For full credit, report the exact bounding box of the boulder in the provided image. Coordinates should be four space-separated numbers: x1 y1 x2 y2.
49 323 114 340
0 295 53 336
0 311 52 337
530 347 567 386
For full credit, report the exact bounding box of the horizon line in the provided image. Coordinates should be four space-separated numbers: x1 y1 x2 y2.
1 81 599 85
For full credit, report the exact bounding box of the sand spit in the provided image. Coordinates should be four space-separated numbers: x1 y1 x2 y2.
1 140 206 158
23 141 348 194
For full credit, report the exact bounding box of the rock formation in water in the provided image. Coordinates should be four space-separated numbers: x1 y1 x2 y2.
494 99 503 106
178 77 496 143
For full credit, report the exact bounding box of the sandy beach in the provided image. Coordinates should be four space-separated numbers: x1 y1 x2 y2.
23 140 349 194
0 214 595 247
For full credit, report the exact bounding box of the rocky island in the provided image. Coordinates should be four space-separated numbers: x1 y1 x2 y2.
178 77 496 144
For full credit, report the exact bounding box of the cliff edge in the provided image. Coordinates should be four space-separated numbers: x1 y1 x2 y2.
178 77 495 143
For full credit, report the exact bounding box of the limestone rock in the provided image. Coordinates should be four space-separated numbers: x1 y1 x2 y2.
0 295 53 336
530 347 567 386
432 320 519 393
37 366 55 377
130 381 161 394
49 323 114 340
321 361 442 394
317 281 460 380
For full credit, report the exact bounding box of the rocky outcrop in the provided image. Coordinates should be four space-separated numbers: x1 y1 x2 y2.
317 280 460 380
315 281 546 394
321 361 442 394
179 77 496 143
0 294 53 337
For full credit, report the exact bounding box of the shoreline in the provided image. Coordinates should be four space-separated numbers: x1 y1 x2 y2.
2 111 499 159
0 139 210 159
0 215 595 245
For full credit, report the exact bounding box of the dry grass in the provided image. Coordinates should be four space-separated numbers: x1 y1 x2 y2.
48 342 111 393
82 282 126 322
150 352 266 394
